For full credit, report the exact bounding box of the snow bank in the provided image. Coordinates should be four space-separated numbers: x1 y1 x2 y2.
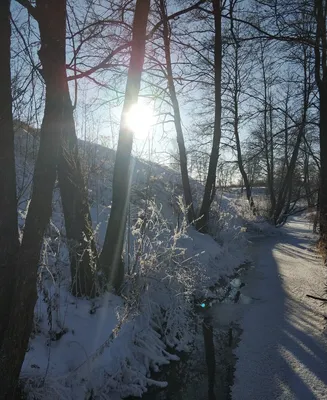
14 130 249 399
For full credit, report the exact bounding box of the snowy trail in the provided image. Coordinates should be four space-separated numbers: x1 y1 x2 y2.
232 217 327 400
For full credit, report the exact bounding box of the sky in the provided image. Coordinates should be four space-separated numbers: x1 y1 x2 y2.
10 0 286 184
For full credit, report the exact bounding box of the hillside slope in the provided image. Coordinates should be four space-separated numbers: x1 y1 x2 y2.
14 129 249 399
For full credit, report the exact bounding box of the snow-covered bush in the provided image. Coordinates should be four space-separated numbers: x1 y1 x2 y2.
125 197 202 346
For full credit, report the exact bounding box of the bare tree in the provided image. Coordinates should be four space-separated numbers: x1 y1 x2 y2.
57 106 98 297
0 0 20 347
158 0 195 224
99 0 151 292
196 0 222 232
15 0 98 296
314 0 327 250
273 44 312 225
225 5 256 213
0 0 71 395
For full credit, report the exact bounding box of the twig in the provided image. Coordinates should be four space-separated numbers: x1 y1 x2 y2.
306 294 327 302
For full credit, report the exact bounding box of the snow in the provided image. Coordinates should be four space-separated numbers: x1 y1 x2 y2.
16 127 327 399
230 278 242 288
22 292 121 398
14 129 250 399
231 216 327 400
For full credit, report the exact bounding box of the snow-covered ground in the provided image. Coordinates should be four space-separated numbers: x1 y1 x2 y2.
231 216 327 399
14 130 251 399
17 130 326 399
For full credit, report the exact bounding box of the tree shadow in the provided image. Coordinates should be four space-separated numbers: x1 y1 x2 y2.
232 219 327 399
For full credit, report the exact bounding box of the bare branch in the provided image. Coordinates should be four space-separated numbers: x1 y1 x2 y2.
67 0 207 81
15 0 38 20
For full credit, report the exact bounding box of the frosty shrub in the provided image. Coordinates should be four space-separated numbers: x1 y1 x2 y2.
125 196 202 349
22 197 207 399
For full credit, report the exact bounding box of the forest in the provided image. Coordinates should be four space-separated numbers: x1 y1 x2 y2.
0 0 327 398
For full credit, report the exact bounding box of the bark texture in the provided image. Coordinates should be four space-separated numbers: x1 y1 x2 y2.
57 97 98 297
0 1 66 395
314 0 327 251
0 0 19 347
36 0 97 297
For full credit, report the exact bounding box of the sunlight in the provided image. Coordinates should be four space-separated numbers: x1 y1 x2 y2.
125 101 153 140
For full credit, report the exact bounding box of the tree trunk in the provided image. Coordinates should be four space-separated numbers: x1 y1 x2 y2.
274 48 308 225
0 0 19 347
314 190 320 233
159 0 195 224
314 0 327 252
236 144 256 213
275 43 309 225
0 1 68 395
57 96 98 297
274 123 305 225
267 98 276 216
38 1 97 297
263 98 275 217
17 0 97 298
259 39 275 218
30 0 97 297
232 42 255 214
318 83 327 247
196 0 222 232
99 0 150 292
303 148 314 208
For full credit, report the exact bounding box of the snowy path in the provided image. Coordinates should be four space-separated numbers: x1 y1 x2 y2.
232 217 327 400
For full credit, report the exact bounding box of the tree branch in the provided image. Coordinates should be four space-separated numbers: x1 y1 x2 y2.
306 294 327 302
15 0 38 20
67 0 206 81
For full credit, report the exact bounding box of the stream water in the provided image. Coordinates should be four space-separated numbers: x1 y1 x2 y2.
132 308 242 400
126 255 258 400
130 269 252 400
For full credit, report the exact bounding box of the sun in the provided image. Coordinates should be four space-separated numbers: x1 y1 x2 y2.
125 101 153 140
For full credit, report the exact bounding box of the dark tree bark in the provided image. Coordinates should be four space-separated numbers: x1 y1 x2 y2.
318 84 327 243
0 0 20 347
196 0 222 232
99 0 151 292
258 40 276 217
159 0 195 224
273 46 309 225
57 98 98 297
303 144 315 208
234 119 256 213
0 1 67 395
273 123 306 225
264 94 275 217
19 0 98 297
282 87 290 176
268 97 275 214
315 0 327 252
231 40 256 214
